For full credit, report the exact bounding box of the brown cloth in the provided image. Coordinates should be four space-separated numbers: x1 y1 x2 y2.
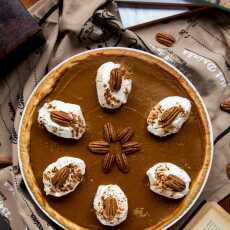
0 0 229 229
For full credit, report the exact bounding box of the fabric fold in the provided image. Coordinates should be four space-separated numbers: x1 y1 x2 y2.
60 0 106 32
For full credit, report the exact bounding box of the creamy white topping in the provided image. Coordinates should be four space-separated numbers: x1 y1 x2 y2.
93 184 128 226
43 156 86 197
38 100 86 139
147 96 191 137
96 62 132 109
146 162 191 199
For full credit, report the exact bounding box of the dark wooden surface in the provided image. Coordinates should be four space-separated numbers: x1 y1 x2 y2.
19 0 230 218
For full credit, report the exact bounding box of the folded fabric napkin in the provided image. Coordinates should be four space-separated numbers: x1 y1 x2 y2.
0 0 229 229
0 0 43 68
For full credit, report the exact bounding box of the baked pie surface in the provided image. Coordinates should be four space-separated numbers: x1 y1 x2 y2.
19 48 212 229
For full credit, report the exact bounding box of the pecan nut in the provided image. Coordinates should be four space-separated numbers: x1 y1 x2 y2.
118 127 134 144
88 141 109 154
104 122 117 142
103 197 118 220
155 32 176 47
122 141 141 154
220 100 230 113
102 152 115 173
51 165 70 188
159 106 183 127
115 153 129 173
109 68 123 91
164 174 186 192
226 163 230 179
50 111 73 127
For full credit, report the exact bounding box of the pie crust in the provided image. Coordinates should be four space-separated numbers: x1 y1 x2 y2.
19 48 212 229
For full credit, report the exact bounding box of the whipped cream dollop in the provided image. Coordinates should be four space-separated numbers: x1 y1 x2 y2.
43 156 86 197
38 100 86 139
93 184 128 226
147 96 191 137
96 62 132 109
146 162 191 199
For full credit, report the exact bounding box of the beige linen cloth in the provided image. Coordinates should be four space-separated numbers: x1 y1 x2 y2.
0 0 229 229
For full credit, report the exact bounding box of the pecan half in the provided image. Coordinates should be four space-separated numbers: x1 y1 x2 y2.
159 106 183 127
88 141 109 154
102 152 115 173
118 127 134 144
50 111 73 127
109 68 123 91
164 174 186 192
116 153 129 173
51 165 70 188
155 32 176 47
104 122 117 142
220 100 230 113
103 197 118 220
122 141 141 154
226 163 230 179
